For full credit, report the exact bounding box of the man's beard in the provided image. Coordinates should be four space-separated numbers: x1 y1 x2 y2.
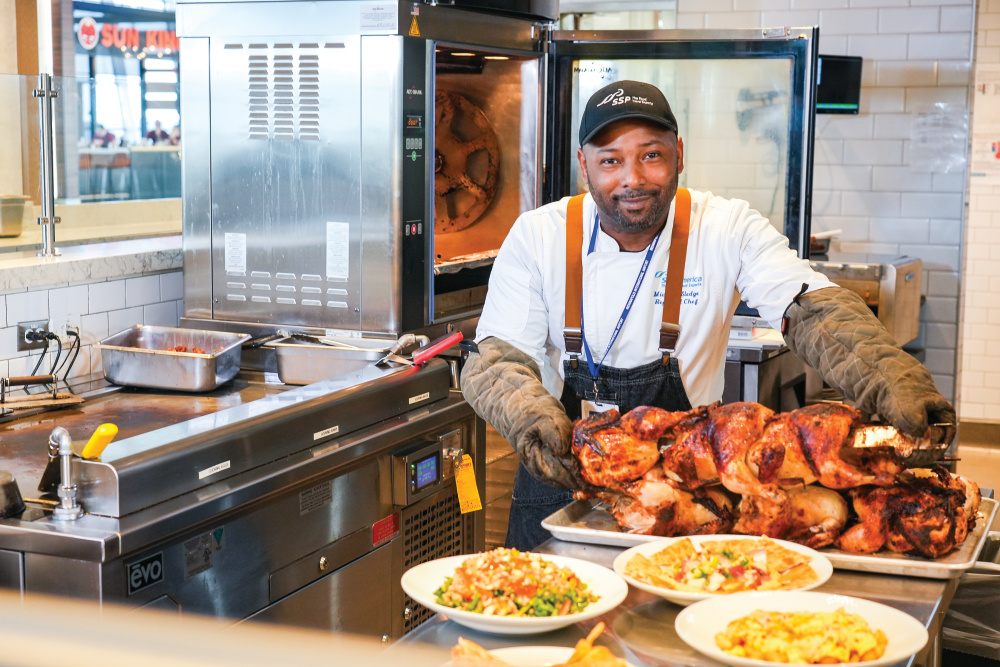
587 168 676 237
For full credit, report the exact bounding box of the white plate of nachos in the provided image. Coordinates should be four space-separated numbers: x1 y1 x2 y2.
612 534 833 606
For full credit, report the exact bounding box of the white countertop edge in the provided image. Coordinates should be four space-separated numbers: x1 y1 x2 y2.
0 235 183 293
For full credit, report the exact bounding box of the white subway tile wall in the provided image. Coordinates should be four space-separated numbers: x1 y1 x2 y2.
89 280 125 313
0 270 182 382
677 0 975 407
961 0 1000 422
6 290 48 326
125 275 161 308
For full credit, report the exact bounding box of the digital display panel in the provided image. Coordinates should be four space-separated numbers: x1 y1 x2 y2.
816 55 863 114
415 454 439 490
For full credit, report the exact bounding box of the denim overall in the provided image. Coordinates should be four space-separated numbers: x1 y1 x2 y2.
505 189 694 551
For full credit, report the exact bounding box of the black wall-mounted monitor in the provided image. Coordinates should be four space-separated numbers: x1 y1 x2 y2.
816 55 863 114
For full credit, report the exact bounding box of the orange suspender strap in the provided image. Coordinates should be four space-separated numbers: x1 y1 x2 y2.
562 188 692 359
563 193 587 357
659 187 691 355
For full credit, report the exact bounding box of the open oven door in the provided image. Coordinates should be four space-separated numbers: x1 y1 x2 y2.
544 27 819 260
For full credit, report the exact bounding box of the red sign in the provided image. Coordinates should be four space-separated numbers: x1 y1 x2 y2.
101 24 140 51
371 513 400 547
75 21 179 55
78 17 98 50
145 30 179 53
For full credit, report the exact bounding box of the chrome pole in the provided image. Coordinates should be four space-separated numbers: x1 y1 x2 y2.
32 73 60 258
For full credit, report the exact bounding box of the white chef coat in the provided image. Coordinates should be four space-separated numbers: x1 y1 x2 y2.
475 189 835 409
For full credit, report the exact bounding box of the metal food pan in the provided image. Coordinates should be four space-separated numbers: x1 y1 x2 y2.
270 339 391 386
96 325 250 392
543 498 999 580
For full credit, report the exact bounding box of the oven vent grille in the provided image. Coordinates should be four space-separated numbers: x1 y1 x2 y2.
239 42 321 141
400 488 465 633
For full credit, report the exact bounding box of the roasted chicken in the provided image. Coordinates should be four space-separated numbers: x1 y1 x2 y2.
570 401 975 558
576 468 733 536
746 403 905 489
836 468 980 559
572 409 660 489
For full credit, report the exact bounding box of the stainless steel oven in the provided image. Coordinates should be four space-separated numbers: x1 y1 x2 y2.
176 2 819 345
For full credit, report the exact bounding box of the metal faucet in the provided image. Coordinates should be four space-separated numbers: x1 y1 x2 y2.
48 427 81 520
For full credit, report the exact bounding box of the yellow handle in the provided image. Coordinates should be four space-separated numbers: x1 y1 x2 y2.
80 423 118 460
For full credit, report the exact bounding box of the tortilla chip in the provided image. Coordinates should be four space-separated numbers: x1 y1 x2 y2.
777 562 820 588
646 537 697 566
762 538 812 573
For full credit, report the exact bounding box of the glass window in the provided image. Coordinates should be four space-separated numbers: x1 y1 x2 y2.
569 57 793 235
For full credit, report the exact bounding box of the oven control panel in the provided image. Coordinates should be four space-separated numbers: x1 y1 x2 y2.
391 427 463 506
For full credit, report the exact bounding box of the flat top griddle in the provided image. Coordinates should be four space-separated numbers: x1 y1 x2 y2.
0 377 288 495
0 361 451 518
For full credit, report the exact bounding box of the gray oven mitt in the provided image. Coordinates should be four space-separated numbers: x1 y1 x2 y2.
460 337 589 489
782 285 956 445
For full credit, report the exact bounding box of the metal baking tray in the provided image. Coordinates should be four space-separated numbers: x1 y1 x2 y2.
96 325 250 392
543 497 999 580
270 339 393 386
967 531 1000 574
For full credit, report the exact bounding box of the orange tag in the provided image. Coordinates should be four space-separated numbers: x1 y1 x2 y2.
454 454 482 514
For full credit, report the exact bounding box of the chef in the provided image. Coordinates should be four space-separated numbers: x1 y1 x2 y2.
461 80 955 551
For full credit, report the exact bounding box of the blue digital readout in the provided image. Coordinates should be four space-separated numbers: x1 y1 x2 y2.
415 454 439 489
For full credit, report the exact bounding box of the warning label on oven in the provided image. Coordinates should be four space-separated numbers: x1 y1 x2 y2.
184 527 225 578
224 233 247 274
326 222 350 281
359 3 397 33
299 480 334 516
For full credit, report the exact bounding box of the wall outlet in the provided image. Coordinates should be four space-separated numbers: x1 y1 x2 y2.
17 320 49 351
51 314 81 341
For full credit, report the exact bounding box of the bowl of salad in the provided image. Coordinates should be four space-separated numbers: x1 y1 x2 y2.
400 547 628 634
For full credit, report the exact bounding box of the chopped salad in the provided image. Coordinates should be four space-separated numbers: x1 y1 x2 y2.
434 548 599 617
674 544 768 591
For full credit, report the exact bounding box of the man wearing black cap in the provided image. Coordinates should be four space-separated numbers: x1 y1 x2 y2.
461 80 955 551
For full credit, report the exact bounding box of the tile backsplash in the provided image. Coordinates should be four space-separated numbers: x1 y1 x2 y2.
0 270 183 381
677 0 975 407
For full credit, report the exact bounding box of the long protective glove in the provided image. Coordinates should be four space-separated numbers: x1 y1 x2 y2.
460 337 590 489
783 286 956 445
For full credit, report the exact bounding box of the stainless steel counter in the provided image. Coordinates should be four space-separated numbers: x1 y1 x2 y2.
0 360 486 640
400 539 956 666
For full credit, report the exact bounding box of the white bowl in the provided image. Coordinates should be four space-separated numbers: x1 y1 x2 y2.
401 553 628 635
612 535 833 606
675 590 929 667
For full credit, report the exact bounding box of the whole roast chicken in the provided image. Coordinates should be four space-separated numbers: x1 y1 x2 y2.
571 402 979 558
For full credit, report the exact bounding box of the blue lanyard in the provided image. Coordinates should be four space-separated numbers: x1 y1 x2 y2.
581 212 661 385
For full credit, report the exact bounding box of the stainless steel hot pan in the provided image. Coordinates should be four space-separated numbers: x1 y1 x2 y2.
269 333 431 385
96 325 250 392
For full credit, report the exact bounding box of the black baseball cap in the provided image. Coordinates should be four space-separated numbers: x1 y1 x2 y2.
579 80 679 146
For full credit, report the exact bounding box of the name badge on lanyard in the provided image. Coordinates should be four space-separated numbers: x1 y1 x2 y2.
581 398 619 418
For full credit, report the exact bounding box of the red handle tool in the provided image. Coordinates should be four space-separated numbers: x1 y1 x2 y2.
412 332 464 365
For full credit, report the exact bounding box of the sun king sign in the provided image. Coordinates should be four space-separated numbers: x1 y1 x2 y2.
75 19 179 55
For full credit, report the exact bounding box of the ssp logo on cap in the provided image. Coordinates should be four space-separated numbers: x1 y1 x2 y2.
579 80 679 146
